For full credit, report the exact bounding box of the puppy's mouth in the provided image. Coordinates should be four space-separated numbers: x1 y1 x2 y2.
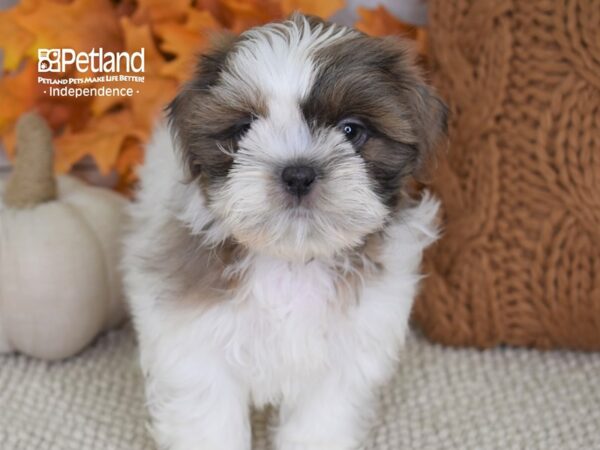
280 187 320 212
281 192 312 208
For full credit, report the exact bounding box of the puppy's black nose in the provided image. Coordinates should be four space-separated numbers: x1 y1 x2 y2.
281 165 316 197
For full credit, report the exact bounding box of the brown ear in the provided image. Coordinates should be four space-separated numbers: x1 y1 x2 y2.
167 33 239 179
191 32 239 89
167 32 237 123
383 37 449 174
412 83 449 168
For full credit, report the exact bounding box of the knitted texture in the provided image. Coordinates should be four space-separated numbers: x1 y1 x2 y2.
1 327 600 450
414 0 600 349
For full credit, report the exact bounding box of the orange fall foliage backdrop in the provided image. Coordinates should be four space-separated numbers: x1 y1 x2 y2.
0 0 423 191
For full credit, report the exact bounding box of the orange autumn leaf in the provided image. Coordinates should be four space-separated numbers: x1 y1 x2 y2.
156 9 221 82
130 77 178 130
0 64 90 152
9 0 122 62
133 0 191 24
36 94 92 132
114 0 137 18
1 127 17 160
116 138 144 176
121 17 163 76
0 62 37 139
90 17 178 134
415 28 428 58
158 57 193 83
159 8 221 56
280 0 344 18
220 0 282 33
54 110 146 175
91 16 167 119
114 137 145 194
0 10 34 71
356 6 427 56
355 6 416 38
196 0 228 25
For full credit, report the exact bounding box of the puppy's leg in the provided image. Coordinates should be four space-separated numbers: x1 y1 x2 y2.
142 343 251 450
275 372 377 450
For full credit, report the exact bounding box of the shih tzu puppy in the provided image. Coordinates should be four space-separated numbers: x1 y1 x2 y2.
124 13 447 450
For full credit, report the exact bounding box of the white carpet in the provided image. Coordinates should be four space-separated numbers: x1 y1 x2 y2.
1 326 599 450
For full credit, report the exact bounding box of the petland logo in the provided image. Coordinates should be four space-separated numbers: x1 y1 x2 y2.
37 48 145 98
38 48 145 73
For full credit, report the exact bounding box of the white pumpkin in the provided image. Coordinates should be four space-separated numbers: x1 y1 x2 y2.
0 113 128 360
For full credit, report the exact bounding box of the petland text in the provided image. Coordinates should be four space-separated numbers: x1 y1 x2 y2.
38 48 145 73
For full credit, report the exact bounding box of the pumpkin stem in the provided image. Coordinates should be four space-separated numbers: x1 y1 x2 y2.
4 112 57 208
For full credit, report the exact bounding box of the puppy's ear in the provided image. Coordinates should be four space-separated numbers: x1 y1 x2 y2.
168 32 237 112
384 37 449 173
167 33 239 179
191 32 239 89
411 83 449 172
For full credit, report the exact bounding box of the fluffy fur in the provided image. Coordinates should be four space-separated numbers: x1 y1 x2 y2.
124 14 446 450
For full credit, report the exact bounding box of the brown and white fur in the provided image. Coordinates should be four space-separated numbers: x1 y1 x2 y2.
124 14 447 450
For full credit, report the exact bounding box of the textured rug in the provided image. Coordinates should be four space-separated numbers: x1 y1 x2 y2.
1 326 599 450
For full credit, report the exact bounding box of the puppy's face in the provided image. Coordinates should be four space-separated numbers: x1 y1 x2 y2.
169 15 447 261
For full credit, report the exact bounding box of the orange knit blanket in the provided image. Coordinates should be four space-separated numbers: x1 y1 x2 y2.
414 0 600 349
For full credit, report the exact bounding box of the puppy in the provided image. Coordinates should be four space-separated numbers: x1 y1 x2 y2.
124 13 447 450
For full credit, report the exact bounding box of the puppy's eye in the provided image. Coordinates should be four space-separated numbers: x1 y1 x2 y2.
233 120 252 140
214 117 255 142
337 119 369 148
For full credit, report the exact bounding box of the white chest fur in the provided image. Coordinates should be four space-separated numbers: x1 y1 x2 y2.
213 256 346 406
